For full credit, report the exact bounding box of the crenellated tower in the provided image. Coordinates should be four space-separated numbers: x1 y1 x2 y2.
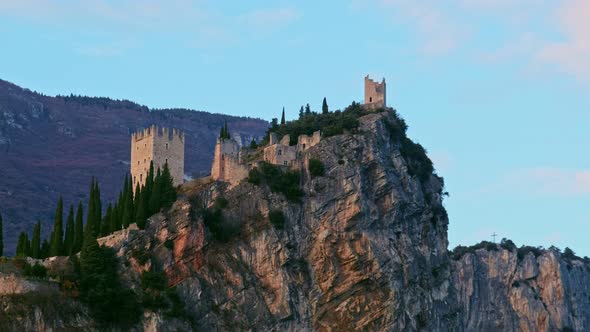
130 126 185 191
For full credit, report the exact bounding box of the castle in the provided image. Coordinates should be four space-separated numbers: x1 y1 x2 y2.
364 75 386 110
130 126 185 191
132 75 386 189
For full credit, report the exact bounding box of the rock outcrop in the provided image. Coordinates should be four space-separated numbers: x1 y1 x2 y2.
3 108 589 331
452 246 590 331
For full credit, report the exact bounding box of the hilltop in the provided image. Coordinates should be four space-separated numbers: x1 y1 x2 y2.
0 79 268 254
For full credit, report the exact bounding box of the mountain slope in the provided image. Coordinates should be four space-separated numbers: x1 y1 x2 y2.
0 79 269 254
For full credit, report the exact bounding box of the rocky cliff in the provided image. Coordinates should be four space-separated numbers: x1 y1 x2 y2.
0 79 268 254
452 244 590 331
2 108 589 331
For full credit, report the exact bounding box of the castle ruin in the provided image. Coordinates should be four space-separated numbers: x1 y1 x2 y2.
364 75 386 110
130 126 185 191
210 130 322 187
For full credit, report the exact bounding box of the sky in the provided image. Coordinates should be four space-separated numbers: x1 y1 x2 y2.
1 0 589 255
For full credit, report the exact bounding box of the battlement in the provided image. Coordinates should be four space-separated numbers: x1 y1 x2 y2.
132 125 184 143
130 125 185 191
364 75 386 109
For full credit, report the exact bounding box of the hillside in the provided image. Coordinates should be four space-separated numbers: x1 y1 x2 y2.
0 79 269 254
1 108 588 331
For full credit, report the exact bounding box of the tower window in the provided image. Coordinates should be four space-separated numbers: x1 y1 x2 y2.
278 149 282 156
140 174 143 182
165 158 168 164
166 143 169 150
369 97 373 102
284 161 288 166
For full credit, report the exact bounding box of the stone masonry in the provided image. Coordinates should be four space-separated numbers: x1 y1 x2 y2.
131 126 185 191
364 75 386 109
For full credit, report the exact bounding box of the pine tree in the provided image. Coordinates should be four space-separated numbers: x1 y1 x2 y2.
305 103 311 115
281 107 286 125
299 106 304 119
73 201 84 254
160 162 177 209
64 205 75 255
0 212 3 257
31 221 41 259
149 168 162 214
50 197 64 256
322 97 329 114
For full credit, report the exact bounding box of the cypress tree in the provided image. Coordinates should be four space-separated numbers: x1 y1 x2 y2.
73 201 84 254
160 163 177 209
86 178 96 238
31 221 41 259
299 106 304 119
224 121 230 139
102 204 113 236
93 180 102 237
24 232 31 257
149 168 162 214
50 197 64 256
143 162 155 212
135 186 146 229
322 97 329 114
305 103 311 115
281 107 286 125
41 239 50 259
249 138 258 149
16 232 25 257
0 212 3 257
64 205 75 255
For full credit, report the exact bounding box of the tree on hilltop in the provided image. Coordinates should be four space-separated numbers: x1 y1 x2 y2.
64 205 75 255
322 97 329 114
31 221 41 259
281 107 286 125
73 201 84 254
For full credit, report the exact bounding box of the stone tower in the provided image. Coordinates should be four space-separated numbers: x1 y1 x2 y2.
364 75 386 109
130 126 185 191
210 137 248 186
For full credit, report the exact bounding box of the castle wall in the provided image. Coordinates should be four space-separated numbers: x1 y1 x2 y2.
364 75 386 109
211 138 248 186
131 126 185 191
297 131 321 152
263 144 298 167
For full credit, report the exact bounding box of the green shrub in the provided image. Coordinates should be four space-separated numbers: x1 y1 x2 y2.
203 204 241 243
517 246 543 261
269 210 286 229
308 159 325 177
164 239 174 250
248 162 303 202
132 249 151 265
451 241 498 260
261 102 371 146
24 263 47 278
500 238 517 251
141 271 167 291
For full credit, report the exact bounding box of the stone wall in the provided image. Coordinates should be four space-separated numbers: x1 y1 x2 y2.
131 126 185 190
364 75 386 109
211 138 249 187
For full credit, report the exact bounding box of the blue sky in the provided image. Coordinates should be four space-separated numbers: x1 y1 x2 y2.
1 0 589 255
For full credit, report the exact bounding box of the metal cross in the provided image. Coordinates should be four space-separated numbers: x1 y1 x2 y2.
491 232 498 243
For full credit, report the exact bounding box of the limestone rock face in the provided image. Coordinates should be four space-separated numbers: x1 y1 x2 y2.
139 110 460 330
452 247 590 331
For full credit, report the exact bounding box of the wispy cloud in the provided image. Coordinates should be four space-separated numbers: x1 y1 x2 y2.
537 0 590 79
485 167 590 196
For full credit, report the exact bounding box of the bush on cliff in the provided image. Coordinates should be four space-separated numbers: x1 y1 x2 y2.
269 210 286 229
248 162 303 202
203 197 241 243
262 102 373 145
79 236 140 326
308 159 325 178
